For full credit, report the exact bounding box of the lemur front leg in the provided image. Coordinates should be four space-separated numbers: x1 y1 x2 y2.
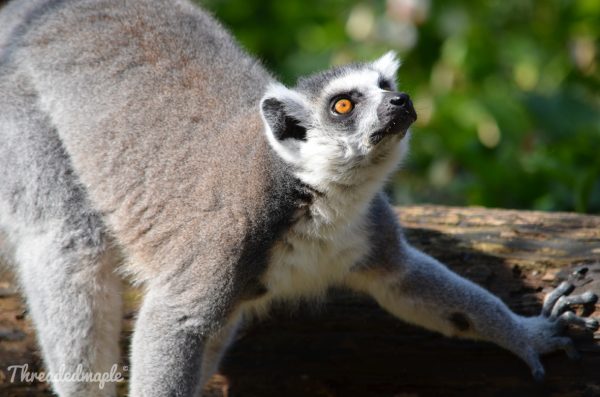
345 243 598 381
130 270 241 397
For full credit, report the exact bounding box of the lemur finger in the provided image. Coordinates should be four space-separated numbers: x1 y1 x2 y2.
557 311 600 332
542 282 574 317
532 368 545 383
519 348 545 382
529 359 545 383
550 291 598 319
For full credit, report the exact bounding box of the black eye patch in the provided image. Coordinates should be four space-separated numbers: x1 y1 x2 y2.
327 90 363 121
323 91 362 130
327 90 363 107
378 77 393 91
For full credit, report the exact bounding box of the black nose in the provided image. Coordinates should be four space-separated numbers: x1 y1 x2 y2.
390 93 410 107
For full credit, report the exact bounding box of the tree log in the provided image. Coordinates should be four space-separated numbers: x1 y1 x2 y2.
1 206 599 396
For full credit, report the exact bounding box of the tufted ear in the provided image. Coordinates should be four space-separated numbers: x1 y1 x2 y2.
260 83 313 164
372 51 401 82
260 83 311 142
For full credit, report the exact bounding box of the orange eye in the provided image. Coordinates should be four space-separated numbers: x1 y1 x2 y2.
333 98 353 114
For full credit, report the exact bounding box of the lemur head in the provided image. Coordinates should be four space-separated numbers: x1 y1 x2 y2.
260 51 417 190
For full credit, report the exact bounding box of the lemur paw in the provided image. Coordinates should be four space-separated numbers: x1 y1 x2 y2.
518 281 598 382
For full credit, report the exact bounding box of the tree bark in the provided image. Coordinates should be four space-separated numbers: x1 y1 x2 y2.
1 206 599 396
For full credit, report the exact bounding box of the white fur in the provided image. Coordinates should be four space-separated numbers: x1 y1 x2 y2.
253 60 411 316
372 51 401 81
244 133 407 318
245 214 370 316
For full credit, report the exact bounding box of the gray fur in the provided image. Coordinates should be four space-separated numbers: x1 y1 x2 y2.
0 1 596 396
295 62 393 100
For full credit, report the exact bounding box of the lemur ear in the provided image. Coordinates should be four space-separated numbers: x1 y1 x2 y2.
372 51 401 82
260 84 310 142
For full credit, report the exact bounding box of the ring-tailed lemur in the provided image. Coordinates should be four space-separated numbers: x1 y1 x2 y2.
0 0 597 396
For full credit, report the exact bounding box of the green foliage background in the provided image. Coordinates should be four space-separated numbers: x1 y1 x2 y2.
200 0 600 213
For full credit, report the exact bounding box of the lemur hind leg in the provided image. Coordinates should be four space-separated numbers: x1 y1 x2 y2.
0 70 122 396
14 223 122 397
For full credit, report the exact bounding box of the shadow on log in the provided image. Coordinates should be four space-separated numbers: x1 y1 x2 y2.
1 206 599 396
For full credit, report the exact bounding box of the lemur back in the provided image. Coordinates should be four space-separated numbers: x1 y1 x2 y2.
0 0 307 286
1 1 596 396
